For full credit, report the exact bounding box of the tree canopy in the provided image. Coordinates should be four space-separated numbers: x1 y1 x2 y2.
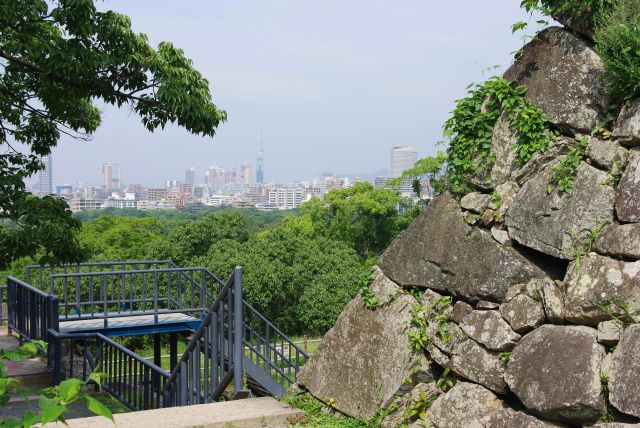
0 0 226 268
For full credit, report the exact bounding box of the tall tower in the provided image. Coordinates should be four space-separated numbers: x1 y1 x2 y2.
256 138 264 184
37 154 53 195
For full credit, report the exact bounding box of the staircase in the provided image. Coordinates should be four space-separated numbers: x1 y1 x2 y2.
5 261 308 411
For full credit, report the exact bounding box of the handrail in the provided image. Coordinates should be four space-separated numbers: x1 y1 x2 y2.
243 301 308 359
26 261 175 285
7 276 50 298
48 328 171 410
162 267 244 406
7 277 58 347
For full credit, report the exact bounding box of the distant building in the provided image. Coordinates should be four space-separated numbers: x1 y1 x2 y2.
103 193 137 209
37 154 53 195
240 164 253 186
205 166 225 192
146 188 168 201
185 167 195 185
102 164 121 192
268 188 304 209
70 198 103 213
374 177 390 189
56 184 73 196
390 146 418 178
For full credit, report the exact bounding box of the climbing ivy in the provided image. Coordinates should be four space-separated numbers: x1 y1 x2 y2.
444 76 552 194
548 137 589 194
408 296 453 351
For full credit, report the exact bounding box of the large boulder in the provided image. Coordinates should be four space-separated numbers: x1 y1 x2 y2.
615 151 640 223
297 268 431 420
595 223 640 260
423 382 505 428
505 325 606 423
506 161 615 259
504 27 610 134
379 194 545 302
564 254 640 326
609 325 640 418
614 99 640 147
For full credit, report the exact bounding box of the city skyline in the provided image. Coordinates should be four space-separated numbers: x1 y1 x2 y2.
47 1 544 186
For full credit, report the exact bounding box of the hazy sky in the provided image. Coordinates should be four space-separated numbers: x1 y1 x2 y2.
50 1 540 187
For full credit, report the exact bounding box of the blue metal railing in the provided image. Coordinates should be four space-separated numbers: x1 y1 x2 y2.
9 261 308 408
48 329 171 410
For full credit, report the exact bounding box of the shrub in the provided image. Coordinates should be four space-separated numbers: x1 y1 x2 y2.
596 0 640 100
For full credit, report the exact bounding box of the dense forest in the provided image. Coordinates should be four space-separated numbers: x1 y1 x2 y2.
2 183 419 337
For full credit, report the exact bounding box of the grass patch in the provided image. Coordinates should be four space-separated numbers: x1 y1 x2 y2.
284 392 373 428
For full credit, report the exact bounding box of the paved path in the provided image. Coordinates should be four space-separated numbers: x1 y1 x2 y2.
46 397 305 428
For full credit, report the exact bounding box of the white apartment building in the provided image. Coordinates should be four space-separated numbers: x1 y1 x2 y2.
268 188 304 209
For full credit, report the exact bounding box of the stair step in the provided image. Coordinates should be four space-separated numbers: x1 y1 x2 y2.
1 326 53 391
49 397 305 428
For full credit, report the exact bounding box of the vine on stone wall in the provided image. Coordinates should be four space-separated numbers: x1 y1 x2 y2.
444 76 552 194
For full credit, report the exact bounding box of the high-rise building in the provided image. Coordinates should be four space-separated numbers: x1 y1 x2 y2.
185 167 195 185
102 164 121 192
205 166 225 192
256 141 264 184
389 146 418 178
240 164 253 186
37 154 53 195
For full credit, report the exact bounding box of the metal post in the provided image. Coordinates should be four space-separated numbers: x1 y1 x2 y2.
153 333 162 369
232 266 243 397
169 332 178 372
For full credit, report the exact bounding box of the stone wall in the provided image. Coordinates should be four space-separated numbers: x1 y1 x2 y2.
298 14 640 428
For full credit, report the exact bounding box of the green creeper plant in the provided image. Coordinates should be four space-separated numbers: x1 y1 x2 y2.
0 0 226 269
548 137 589 195
443 76 552 194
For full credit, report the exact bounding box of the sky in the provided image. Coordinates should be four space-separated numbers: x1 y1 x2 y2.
50 1 541 187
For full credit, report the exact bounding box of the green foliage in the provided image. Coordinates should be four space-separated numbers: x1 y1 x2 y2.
199 223 364 335
301 182 417 258
500 351 512 363
548 137 589 195
389 151 448 198
519 0 616 28
0 0 225 269
594 297 640 325
284 392 373 428
0 340 111 427
409 296 453 351
148 211 249 265
596 0 640 100
359 267 379 310
565 214 609 270
435 367 457 392
444 76 552 193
